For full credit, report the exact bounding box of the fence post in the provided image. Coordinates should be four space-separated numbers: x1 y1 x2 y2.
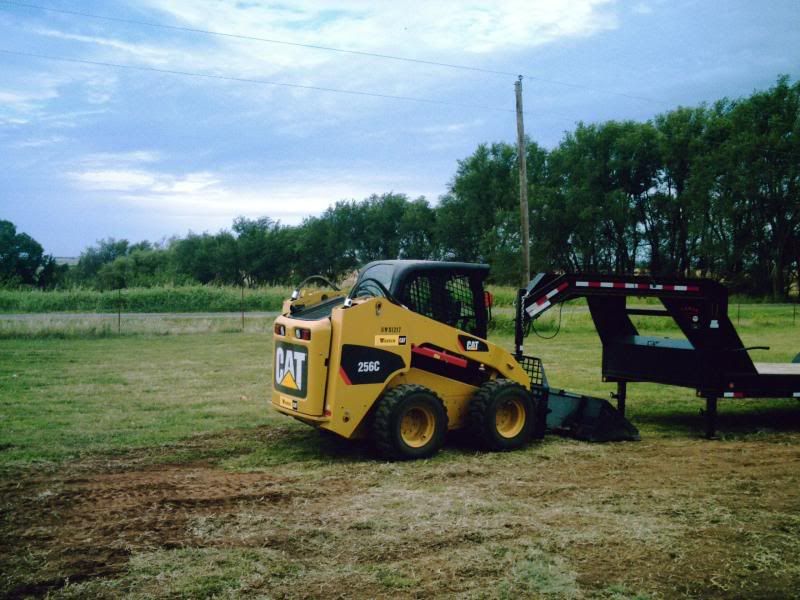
241 284 245 332
117 288 121 334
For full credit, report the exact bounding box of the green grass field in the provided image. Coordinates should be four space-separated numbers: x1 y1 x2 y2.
0 285 291 314
2 282 793 314
1 307 799 598
0 284 518 314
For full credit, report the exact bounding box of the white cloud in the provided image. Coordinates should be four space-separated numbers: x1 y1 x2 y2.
68 150 172 191
65 149 437 224
142 0 618 55
151 172 220 194
79 151 162 167
70 169 158 191
0 81 63 129
0 68 117 128
31 28 175 66
418 119 485 135
83 72 118 105
0 88 60 112
121 0 620 105
13 135 67 148
9 0 619 131
68 152 217 194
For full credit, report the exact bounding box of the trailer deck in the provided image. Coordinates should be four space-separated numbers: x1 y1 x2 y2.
754 363 800 376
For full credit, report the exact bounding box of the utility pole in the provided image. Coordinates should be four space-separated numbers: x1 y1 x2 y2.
515 76 530 287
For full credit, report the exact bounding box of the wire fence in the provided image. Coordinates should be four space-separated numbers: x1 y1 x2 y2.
0 312 280 337
0 286 284 337
0 298 797 339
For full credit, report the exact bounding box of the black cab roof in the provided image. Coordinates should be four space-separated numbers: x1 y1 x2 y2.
357 260 489 296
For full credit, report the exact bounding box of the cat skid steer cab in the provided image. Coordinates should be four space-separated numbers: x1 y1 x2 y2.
271 260 550 459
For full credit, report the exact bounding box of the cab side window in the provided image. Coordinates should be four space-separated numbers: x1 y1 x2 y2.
399 272 480 336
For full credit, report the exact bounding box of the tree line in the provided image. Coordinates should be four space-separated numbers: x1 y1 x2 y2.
2 76 798 297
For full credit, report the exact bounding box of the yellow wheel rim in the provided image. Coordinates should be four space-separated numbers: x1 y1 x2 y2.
495 398 526 439
400 405 436 448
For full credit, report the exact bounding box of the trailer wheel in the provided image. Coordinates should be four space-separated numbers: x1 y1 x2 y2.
373 384 448 460
468 379 535 451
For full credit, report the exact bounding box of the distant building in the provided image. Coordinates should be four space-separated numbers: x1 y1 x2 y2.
54 257 79 266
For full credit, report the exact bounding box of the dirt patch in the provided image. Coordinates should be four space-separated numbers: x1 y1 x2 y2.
0 465 320 597
2 434 800 598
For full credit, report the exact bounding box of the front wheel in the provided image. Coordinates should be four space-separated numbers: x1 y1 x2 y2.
468 379 535 451
372 384 448 460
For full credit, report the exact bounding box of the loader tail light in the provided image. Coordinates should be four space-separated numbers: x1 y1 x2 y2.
484 291 494 308
295 327 311 341
274 323 285 336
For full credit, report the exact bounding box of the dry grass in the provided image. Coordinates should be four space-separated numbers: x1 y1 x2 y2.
0 313 277 338
4 431 798 598
1 310 799 598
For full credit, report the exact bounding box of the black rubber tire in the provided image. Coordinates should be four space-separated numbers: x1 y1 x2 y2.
372 384 448 460
467 379 536 451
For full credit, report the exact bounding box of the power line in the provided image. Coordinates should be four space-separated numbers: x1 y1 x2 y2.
0 0 670 106
0 48 524 114
3 50 795 160
0 1 519 77
3 49 795 159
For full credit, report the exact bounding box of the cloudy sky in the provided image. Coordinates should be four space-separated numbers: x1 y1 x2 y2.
1 0 798 256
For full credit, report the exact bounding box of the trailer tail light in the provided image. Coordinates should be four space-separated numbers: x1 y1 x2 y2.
295 327 312 341
274 323 285 336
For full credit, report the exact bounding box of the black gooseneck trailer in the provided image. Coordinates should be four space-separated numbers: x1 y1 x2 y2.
516 272 800 438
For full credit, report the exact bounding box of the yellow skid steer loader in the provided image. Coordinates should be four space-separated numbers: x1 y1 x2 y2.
271 261 550 459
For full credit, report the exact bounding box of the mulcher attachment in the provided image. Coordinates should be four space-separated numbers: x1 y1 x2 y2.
519 356 638 442
543 388 640 442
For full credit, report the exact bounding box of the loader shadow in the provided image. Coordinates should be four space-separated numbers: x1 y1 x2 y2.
311 428 376 461
261 427 497 463
633 400 800 437
443 429 497 454
242 427 377 465
153 424 377 467
188 403 800 467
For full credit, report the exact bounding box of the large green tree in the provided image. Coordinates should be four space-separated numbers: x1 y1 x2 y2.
0 220 64 288
46 76 800 296
652 106 709 275
720 76 799 296
233 217 296 285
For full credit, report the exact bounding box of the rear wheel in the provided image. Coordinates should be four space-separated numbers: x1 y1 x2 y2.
468 379 535 451
373 384 448 460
